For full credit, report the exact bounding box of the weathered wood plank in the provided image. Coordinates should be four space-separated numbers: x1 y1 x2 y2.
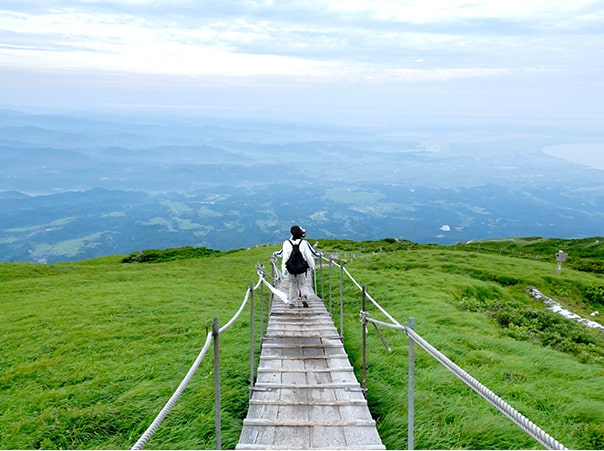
236 278 385 450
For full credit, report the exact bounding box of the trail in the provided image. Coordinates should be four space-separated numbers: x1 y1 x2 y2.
528 287 604 332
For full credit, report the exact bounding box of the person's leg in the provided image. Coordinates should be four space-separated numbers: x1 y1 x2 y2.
288 274 309 307
288 275 297 307
299 273 310 307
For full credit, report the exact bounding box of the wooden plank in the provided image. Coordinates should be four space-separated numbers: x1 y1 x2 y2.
259 354 349 360
242 419 377 427
248 399 368 406
252 382 360 389
236 279 385 450
256 367 354 373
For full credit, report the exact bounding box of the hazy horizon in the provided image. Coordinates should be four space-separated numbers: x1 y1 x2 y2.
1 105 603 262
1 1 603 127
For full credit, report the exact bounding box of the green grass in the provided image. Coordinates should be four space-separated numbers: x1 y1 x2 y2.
1 238 603 449
327 243 604 450
0 248 268 449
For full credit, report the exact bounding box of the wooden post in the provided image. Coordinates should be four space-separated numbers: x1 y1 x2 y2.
362 286 367 396
329 256 334 314
339 262 344 341
270 259 275 315
213 317 221 450
319 257 324 301
555 250 567 274
408 317 415 451
260 280 265 338
249 282 255 398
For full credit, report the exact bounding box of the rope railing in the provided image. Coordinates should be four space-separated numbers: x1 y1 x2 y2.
130 274 264 450
131 330 214 450
361 314 567 450
219 276 263 334
130 250 568 451
320 254 568 450
404 323 567 450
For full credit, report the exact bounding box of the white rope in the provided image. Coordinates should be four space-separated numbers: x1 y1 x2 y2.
362 314 567 450
321 252 568 449
131 274 263 450
130 254 568 451
362 314 406 332
219 277 262 334
260 277 288 303
405 326 568 450
321 256 402 327
131 330 213 450
269 254 282 284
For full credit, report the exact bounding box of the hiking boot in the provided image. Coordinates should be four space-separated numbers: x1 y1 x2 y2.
302 300 309 308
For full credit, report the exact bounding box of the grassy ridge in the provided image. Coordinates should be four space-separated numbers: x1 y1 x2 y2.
1 238 603 449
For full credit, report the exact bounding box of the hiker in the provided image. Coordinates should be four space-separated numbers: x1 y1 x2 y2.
276 225 318 308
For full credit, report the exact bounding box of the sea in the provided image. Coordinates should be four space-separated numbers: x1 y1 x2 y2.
542 143 604 171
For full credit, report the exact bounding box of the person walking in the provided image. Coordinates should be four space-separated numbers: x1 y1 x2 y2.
277 225 318 308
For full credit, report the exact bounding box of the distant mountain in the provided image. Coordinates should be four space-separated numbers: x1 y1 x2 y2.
0 190 29 200
1 108 603 262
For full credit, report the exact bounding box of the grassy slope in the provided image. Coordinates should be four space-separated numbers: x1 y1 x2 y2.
0 246 270 450
1 239 603 449
335 242 604 450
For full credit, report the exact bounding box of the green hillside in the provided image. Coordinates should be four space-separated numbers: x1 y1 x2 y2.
1 238 603 449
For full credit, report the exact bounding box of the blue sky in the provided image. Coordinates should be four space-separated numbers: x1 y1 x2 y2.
1 0 603 129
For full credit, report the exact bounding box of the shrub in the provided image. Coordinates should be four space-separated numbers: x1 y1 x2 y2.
122 246 220 263
571 258 604 274
457 287 604 362
579 283 604 307
466 270 521 286
487 302 603 360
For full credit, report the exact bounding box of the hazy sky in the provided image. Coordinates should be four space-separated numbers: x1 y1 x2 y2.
1 0 603 127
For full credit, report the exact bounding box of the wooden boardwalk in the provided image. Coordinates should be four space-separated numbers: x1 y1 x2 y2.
236 277 385 450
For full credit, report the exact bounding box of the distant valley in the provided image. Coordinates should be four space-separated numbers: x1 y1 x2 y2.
1 109 603 263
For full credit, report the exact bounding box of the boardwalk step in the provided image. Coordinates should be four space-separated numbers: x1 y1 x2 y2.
237 279 385 450
242 419 377 427
258 366 354 373
259 354 349 360
263 335 339 339
267 324 338 328
252 382 362 389
248 399 367 406
237 446 385 450
261 342 344 349
268 323 334 327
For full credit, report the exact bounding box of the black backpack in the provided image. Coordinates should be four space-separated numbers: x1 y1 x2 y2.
285 240 309 275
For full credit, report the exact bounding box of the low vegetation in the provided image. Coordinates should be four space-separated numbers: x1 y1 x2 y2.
121 246 223 263
1 237 603 449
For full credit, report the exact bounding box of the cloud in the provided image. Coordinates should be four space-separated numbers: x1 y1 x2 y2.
327 0 603 27
0 0 602 120
3 2 602 61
